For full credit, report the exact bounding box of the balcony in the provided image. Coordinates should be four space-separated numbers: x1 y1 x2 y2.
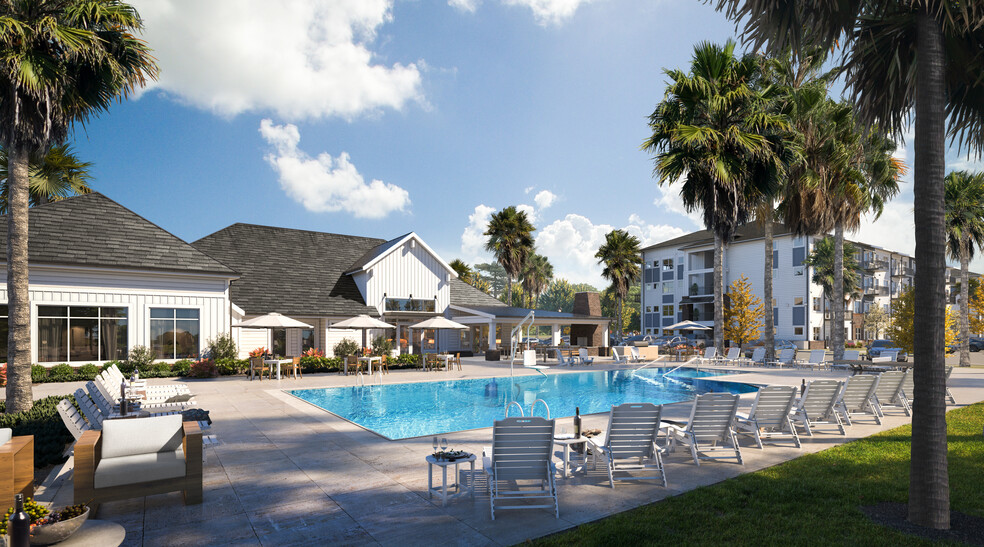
864 285 889 296
892 265 915 277
863 258 889 270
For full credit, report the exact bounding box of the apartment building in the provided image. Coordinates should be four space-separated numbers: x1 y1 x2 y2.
639 223 970 347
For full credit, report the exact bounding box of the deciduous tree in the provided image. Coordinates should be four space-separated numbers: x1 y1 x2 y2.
723 275 765 348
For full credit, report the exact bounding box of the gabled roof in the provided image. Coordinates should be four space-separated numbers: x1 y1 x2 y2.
449 278 508 309
192 224 382 317
344 231 456 277
0 193 236 276
641 222 796 253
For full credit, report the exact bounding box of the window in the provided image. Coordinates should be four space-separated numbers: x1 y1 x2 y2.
794 327 804 336
792 247 806 267
645 306 652 313
792 306 805 326
662 305 673 316
661 258 673 271
271 328 286 356
384 298 436 313
37 305 128 363
772 249 778 268
662 284 673 294
301 329 316 352
773 308 779 326
813 297 821 312
150 308 199 360
813 327 821 340
794 297 803 306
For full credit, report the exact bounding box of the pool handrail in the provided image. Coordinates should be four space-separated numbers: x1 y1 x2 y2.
505 401 525 417
530 399 551 419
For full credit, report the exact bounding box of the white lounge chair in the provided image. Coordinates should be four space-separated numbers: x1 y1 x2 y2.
736 385 800 448
830 349 862 370
483 416 558 520
795 349 827 370
588 403 667 488
871 370 909 417
697 347 717 365
870 350 898 363
719 347 741 366
767 348 796 368
627 346 645 363
746 347 766 366
554 349 574 366
945 366 956 405
578 348 595 365
106 364 191 395
791 380 846 435
665 392 743 465
611 347 629 364
57 399 92 441
834 374 881 425
91 377 196 414
74 388 105 429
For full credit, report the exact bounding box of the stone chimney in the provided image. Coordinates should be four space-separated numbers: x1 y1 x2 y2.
570 291 603 347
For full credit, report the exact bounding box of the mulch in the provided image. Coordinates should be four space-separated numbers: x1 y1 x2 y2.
862 502 984 546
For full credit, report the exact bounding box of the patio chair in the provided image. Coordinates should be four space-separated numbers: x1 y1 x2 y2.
665 392 743 465
250 357 270 380
871 350 898 363
611 347 629 364
578 348 595 365
834 374 881 426
483 416 558 520
831 349 861 370
795 349 827 370
74 388 106 429
554 349 575 366
89 379 195 415
735 385 801 448
627 346 645 363
344 355 363 375
454 353 462 372
745 347 766 366
106 364 190 394
282 357 302 379
588 403 667 487
767 348 796 368
697 346 717 365
57 399 93 441
871 370 909 417
945 366 956 405
791 380 846 435
0 428 34 510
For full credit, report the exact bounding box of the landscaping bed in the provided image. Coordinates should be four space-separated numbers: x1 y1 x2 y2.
536 402 984 546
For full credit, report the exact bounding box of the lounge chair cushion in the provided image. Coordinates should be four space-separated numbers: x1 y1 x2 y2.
0 428 11 446
101 415 183 459
94 449 186 488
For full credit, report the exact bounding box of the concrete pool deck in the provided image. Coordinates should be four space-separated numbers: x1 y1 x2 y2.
27 357 984 546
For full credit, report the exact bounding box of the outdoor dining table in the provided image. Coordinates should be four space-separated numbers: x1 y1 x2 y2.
263 358 292 380
427 353 453 371
358 355 382 375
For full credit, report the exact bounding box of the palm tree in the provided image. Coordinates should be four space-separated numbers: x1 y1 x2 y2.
483 206 535 307
642 40 790 355
0 144 93 213
448 259 473 284
520 253 553 308
0 0 158 413
944 171 984 367
802 237 862 342
595 230 641 345
714 0 984 529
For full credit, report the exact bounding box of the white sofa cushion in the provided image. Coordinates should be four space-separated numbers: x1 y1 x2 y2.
94 449 186 488
0 428 11 446
101 415 183 459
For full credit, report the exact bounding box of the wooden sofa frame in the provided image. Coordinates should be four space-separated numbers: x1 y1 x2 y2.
74 421 202 510
0 435 34 509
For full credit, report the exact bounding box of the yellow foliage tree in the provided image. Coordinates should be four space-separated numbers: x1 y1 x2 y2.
723 274 764 348
887 286 958 354
969 283 984 336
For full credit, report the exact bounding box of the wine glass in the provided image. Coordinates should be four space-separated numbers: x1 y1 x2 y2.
441 438 448 451
432 437 438 454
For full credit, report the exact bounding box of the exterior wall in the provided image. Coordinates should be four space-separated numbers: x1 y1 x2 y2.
0 265 232 364
359 238 452 315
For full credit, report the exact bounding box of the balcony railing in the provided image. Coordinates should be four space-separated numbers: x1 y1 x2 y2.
864 285 889 296
863 258 889 270
892 266 915 277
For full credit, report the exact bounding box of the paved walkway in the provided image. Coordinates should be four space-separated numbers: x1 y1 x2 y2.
28 358 984 546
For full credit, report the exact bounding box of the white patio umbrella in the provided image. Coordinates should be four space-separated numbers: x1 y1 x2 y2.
663 320 712 331
408 316 468 353
232 312 314 356
331 314 396 349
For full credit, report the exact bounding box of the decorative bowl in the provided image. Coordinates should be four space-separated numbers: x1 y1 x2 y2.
29 507 89 546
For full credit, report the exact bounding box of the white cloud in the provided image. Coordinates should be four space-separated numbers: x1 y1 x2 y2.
653 186 703 228
131 0 422 120
517 203 537 222
460 204 496 261
523 185 535 194
448 0 479 12
448 0 594 25
259 119 410 218
534 190 557 210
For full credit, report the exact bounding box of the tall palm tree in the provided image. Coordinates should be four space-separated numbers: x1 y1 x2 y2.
0 144 93 213
642 40 790 355
802 237 863 341
715 0 984 529
0 0 158 413
595 229 641 344
943 171 984 367
483 206 535 307
448 259 474 284
520 253 553 309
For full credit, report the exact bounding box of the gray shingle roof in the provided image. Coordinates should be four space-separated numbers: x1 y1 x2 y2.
449 278 508 309
641 222 796 252
192 224 384 317
0 193 236 275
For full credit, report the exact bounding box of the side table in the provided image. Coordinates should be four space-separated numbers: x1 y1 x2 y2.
426 453 476 506
553 435 587 478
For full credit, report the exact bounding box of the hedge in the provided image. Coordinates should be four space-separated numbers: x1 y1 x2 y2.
0 396 74 468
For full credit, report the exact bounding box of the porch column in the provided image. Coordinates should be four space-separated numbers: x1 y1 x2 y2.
488 321 497 350
551 324 561 345
602 324 610 347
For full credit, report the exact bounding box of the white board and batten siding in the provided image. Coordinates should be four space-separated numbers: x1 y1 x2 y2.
351 238 453 314
0 266 234 365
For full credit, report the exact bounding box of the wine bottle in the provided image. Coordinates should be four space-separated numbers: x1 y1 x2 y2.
9 494 30 547
120 380 128 415
573 407 583 454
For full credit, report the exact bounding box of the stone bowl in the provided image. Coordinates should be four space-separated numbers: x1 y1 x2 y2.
29 507 89 546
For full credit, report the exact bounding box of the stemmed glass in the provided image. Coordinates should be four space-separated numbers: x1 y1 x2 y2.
432 437 439 455
441 438 448 452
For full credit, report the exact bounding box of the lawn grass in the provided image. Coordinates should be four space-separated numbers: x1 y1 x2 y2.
536 403 984 546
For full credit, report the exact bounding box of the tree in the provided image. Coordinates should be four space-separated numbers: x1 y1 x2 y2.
802 237 862 343
595 229 641 344
520 253 553 308
643 40 789 356
483 205 535 307
601 286 634 335
943 171 984 367
863 306 891 340
448 259 473 283
723 274 765 348
887 287 957 355
715 0 984 529
969 282 984 337
538 279 598 313
0 1 158 413
0 144 93 213
474 262 507 297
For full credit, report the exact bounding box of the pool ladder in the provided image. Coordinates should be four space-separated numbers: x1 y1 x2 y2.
355 371 383 387
504 399 551 419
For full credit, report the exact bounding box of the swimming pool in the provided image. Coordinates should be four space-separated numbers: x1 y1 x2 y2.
287 368 757 440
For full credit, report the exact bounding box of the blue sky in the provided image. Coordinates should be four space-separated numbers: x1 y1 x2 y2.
68 0 982 288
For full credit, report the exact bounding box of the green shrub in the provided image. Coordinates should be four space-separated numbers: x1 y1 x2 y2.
31 364 47 383
299 356 342 373
76 364 101 381
333 339 361 358
172 359 193 376
371 335 393 357
394 354 420 368
188 359 218 378
126 345 155 369
215 357 248 375
0 395 74 468
47 364 76 383
151 362 172 376
205 333 238 361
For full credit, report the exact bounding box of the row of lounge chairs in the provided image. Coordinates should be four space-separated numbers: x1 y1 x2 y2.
699 347 867 369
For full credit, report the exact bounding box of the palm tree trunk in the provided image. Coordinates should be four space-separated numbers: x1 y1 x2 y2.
5 144 33 413
832 223 845 361
959 235 970 367
909 10 949 530
714 232 724 354
763 209 775 363
506 277 512 307
617 294 623 344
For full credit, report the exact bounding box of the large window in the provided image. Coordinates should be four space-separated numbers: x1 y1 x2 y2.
272 328 286 356
150 308 199 360
301 329 315 352
384 298 436 313
37 305 128 363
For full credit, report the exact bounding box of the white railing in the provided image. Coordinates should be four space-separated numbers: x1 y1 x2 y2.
530 399 551 419
505 401 525 417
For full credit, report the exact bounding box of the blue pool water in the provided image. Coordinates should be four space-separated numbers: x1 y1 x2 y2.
287 368 758 440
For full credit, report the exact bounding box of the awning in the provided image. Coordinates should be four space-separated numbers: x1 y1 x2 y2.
679 296 714 304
